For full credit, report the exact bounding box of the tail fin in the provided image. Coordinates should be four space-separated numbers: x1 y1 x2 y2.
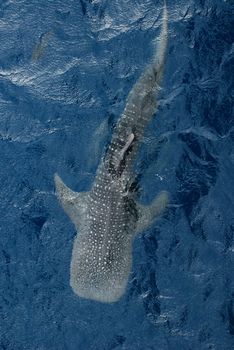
153 1 168 77
119 1 169 133
104 2 169 172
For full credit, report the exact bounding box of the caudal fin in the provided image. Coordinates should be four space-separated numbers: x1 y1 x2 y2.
120 1 169 135
153 1 168 74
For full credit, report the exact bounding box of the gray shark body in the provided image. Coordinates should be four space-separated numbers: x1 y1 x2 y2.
55 3 168 303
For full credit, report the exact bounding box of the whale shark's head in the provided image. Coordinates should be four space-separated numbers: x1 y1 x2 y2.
55 172 168 303
69 218 134 303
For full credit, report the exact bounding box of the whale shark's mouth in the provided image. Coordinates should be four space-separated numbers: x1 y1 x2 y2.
70 271 129 303
75 285 126 303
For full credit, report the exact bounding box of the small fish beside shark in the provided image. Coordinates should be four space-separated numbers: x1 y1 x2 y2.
54 3 169 303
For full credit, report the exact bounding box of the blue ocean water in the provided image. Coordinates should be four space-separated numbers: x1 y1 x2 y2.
0 0 233 349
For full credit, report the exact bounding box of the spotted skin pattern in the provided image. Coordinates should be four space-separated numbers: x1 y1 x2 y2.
55 3 169 303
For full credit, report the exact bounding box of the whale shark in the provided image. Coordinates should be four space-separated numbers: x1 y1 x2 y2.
54 2 169 303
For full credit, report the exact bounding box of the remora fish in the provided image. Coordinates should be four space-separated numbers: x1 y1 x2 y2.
54 3 168 303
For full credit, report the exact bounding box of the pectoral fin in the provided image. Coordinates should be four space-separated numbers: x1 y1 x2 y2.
54 173 88 227
136 191 169 234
